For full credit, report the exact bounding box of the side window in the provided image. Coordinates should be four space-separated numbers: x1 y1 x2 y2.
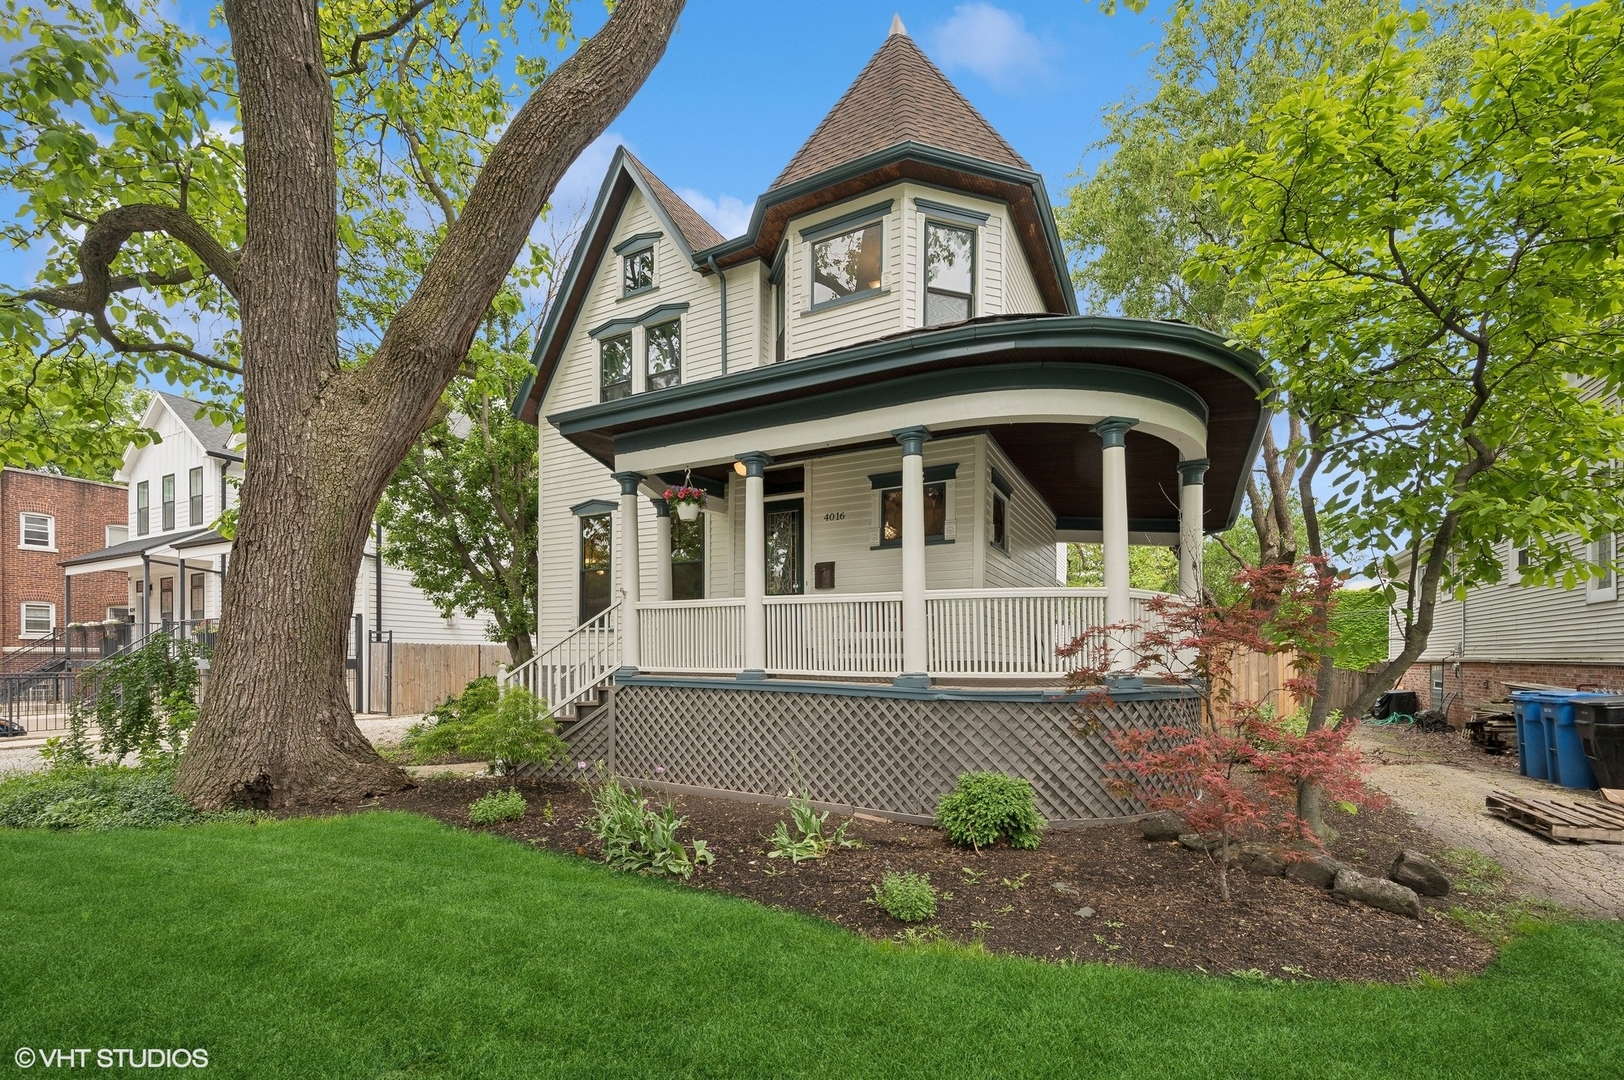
19 513 54 550
579 514 613 623
990 491 1008 552
774 280 786 363
161 474 176 531
645 320 681 391
924 221 975 326
1589 533 1617 604
20 602 53 637
136 481 150 536
189 467 204 526
600 334 632 402
671 515 705 601
879 482 947 547
622 248 653 296
810 222 882 308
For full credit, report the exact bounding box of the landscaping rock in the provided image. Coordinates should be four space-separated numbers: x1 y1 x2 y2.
1075 906 1095 919
1141 811 1184 842
1285 853 1347 889
1332 868 1423 919
1178 833 1207 852
1388 850 1451 897
1051 881 1081 897
1238 843 1287 877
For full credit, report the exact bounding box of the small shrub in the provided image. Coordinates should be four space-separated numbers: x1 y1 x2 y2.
869 871 938 922
397 679 563 772
588 777 713 879
933 772 1046 851
767 790 858 863
468 788 527 824
0 764 256 831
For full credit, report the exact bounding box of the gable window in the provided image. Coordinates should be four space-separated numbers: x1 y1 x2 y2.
879 482 947 547
1589 534 1617 604
672 515 705 601
136 482 150 536
20 602 53 637
645 320 681 391
600 334 632 402
924 221 975 326
189 467 204 526
19 513 54 551
811 222 882 308
622 248 654 296
161 474 176 531
579 513 613 623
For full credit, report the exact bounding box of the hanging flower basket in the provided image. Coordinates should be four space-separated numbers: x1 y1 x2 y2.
665 485 706 521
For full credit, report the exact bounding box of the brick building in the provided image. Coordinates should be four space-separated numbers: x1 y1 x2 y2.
0 468 128 650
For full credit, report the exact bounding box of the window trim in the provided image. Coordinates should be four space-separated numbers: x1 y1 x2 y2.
20 601 54 638
577 512 614 624
621 246 655 298
136 481 150 537
188 466 205 527
1588 533 1617 604
643 318 682 392
161 473 176 532
18 512 55 552
872 480 954 550
806 218 886 314
923 218 977 327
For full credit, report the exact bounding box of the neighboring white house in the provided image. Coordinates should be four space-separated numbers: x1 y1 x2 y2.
61 391 493 711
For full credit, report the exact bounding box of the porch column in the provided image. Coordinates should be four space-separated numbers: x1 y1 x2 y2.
613 471 643 672
1177 458 1210 598
894 426 932 687
650 497 672 602
737 452 772 679
1094 417 1138 667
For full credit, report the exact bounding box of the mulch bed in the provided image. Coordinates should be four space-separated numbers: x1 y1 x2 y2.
332 775 1506 984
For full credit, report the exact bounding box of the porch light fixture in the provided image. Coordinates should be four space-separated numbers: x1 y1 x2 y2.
734 459 747 476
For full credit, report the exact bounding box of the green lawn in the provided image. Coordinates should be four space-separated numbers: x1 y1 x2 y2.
2 813 1620 1079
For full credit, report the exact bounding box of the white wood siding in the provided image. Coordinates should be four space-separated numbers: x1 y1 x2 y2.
982 438 1063 588
1003 234 1044 314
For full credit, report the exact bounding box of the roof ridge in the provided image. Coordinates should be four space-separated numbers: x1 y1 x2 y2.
620 150 727 251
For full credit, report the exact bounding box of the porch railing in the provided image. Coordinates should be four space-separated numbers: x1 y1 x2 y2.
635 588 1172 680
499 601 622 717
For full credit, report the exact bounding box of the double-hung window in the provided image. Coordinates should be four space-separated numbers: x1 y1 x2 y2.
136 481 150 536
1589 533 1617 604
19 513 54 550
579 514 613 622
810 222 882 308
924 221 975 326
161 474 176 531
188 467 204 526
645 321 681 391
671 515 705 601
622 248 653 296
20 602 53 637
600 333 632 402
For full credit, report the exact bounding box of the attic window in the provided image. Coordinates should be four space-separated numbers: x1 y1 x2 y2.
924 221 975 325
622 248 653 296
811 223 882 308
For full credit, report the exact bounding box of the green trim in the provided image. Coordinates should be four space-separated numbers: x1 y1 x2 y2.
587 301 689 341
570 498 617 517
1092 416 1139 449
797 200 894 243
1178 458 1211 487
805 286 888 316
989 468 1014 498
913 196 990 227
736 451 772 477
612 671 1199 704
611 471 644 496
1055 516 1182 534
613 231 662 255
868 463 958 489
873 537 956 551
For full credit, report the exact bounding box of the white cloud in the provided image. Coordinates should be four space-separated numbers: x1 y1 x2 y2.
674 188 752 241
546 130 628 218
927 3 1052 92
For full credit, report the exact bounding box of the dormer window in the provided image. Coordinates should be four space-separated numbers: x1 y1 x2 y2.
622 247 654 296
810 222 882 308
925 221 975 326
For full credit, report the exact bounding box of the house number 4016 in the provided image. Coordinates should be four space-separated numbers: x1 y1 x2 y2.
823 512 846 521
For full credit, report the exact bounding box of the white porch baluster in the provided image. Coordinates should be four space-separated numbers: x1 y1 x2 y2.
613 471 643 671
650 496 672 602
1178 458 1209 598
737 451 771 678
893 426 932 686
1094 417 1137 669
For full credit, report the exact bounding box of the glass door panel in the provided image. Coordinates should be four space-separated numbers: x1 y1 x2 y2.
765 500 803 596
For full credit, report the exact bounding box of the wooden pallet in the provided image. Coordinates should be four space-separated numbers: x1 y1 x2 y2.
1486 790 1624 843
1466 714 1517 755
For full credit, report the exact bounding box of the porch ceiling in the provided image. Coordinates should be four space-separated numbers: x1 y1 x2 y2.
549 315 1268 535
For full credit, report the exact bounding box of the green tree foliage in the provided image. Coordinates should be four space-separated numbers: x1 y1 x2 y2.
378 321 538 665
1193 4 1624 711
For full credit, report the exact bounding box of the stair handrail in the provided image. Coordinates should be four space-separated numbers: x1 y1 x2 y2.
499 601 622 715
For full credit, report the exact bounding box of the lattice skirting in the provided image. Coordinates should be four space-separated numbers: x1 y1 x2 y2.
522 682 1199 825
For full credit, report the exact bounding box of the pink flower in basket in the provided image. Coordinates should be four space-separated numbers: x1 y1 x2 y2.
665 485 706 521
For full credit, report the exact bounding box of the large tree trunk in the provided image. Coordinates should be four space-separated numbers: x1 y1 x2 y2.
177 0 684 809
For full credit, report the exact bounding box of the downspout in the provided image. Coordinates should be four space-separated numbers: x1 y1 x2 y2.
706 256 728 375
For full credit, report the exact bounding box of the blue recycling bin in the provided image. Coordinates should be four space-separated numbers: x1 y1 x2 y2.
1510 691 1546 779
1534 691 1606 790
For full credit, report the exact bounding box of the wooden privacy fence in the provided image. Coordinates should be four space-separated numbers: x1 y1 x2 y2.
1226 650 1385 719
370 642 509 715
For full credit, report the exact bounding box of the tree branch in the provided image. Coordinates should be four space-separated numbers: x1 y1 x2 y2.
328 0 437 79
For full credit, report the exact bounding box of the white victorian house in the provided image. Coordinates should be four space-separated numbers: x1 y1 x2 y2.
506 24 1267 824
63 392 494 712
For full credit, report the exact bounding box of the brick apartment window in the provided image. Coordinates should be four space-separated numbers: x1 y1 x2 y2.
106 525 128 546
162 474 176 531
189 467 204 526
19 512 54 550
21 602 53 637
136 481 150 536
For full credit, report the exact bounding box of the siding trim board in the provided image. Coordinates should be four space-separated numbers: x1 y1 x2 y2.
588 301 690 340
913 196 990 227
797 199 895 243
613 230 662 255
868 463 959 488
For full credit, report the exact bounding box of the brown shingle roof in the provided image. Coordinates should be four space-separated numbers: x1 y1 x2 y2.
623 151 726 251
771 30 1029 190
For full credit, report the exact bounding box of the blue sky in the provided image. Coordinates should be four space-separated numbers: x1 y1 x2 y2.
548 1 1171 239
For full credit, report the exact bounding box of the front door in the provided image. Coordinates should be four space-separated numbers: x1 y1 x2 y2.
765 499 804 595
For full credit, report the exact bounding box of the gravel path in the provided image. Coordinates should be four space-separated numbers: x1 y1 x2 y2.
1359 728 1624 918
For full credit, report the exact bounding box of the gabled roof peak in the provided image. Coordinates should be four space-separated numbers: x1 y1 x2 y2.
770 28 1027 191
